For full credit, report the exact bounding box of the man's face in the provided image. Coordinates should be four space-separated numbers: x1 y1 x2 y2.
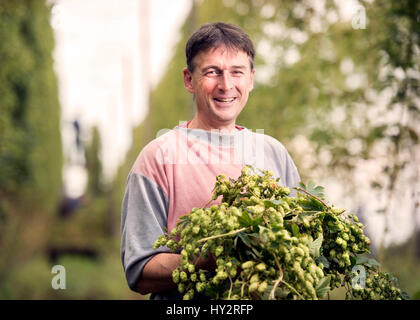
184 45 255 130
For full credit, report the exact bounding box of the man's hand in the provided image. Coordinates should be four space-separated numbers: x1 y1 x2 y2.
193 252 217 271
136 253 181 295
136 251 217 295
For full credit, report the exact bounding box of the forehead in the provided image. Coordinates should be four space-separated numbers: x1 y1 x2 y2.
193 45 250 69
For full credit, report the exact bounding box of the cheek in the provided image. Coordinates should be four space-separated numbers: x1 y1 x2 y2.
202 80 218 94
235 78 251 92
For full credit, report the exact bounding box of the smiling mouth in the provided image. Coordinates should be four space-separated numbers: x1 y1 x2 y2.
214 97 236 103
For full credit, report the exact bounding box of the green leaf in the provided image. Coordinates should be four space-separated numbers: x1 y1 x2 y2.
300 210 322 217
328 225 341 233
264 199 284 208
263 286 272 300
309 234 323 258
237 232 261 259
401 291 411 300
263 285 290 299
350 255 357 268
300 201 324 212
245 249 258 260
299 181 326 199
251 246 262 258
316 256 330 269
238 232 252 248
238 210 252 227
383 272 396 282
176 214 190 228
355 256 381 268
271 223 283 232
252 216 263 231
291 223 300 237
315 276 330 299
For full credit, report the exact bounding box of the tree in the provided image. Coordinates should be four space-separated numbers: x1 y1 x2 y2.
0 0 63 275
85 126 104 196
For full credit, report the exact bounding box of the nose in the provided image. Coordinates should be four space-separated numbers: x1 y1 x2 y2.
218 71 233 91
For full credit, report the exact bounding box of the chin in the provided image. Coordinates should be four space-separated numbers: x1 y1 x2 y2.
213 113 237 124
213 108 241 120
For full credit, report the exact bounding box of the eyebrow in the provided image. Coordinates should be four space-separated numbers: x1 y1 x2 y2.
201 65 247 72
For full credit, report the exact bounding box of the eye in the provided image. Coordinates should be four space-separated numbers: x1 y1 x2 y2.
205 69 219 76
232 70 244 76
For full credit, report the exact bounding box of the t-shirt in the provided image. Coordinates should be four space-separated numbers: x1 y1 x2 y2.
120 124 301 299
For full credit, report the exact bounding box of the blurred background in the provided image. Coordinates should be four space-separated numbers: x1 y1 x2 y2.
0 0 418 299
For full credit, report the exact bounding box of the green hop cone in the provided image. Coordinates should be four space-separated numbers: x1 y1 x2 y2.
196 282 204 293
255 263 266 272
190 273 197 282
192 226 200 234
200 273 206 282
258 281 268 293
331 206 345 215
172 269 180 284
215 246 224 257
250 274 259 284
178 283 185 293
242 261 255 269
180 271 188 282
248 282 259 293
188 263 195 274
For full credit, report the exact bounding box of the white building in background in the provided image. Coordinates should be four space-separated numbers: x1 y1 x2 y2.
49 0 191 197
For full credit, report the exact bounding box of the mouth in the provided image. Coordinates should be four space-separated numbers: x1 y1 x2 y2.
213 97 237 104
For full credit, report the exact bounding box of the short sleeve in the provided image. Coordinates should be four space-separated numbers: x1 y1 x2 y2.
120 172 170 291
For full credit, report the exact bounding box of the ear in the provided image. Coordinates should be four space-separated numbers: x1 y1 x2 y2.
249 68 256 92
183 67 195 94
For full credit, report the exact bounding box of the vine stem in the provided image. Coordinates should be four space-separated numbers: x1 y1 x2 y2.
241 281 246 298
228 275 233 299
281 280 304 300
269 255 284 300
295 187 329 208
203 198 214 209
270 275 283 300
197 227 249 243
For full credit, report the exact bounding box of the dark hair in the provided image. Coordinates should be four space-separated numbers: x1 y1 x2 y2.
185 22 255 72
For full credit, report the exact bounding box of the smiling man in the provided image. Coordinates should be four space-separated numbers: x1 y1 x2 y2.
121 22 301 300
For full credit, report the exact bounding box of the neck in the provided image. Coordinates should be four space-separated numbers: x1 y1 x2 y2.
187 116 237 133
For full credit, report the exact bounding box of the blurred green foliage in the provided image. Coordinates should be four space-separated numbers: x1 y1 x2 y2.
85 127 104 197
0 247 140 299
0 0 62 203
382 238 420 299
0 0 63 282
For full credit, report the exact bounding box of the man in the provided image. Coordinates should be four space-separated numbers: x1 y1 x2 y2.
121 22 300 300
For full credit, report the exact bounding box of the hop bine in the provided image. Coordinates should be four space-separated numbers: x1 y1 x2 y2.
154 165 409 300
